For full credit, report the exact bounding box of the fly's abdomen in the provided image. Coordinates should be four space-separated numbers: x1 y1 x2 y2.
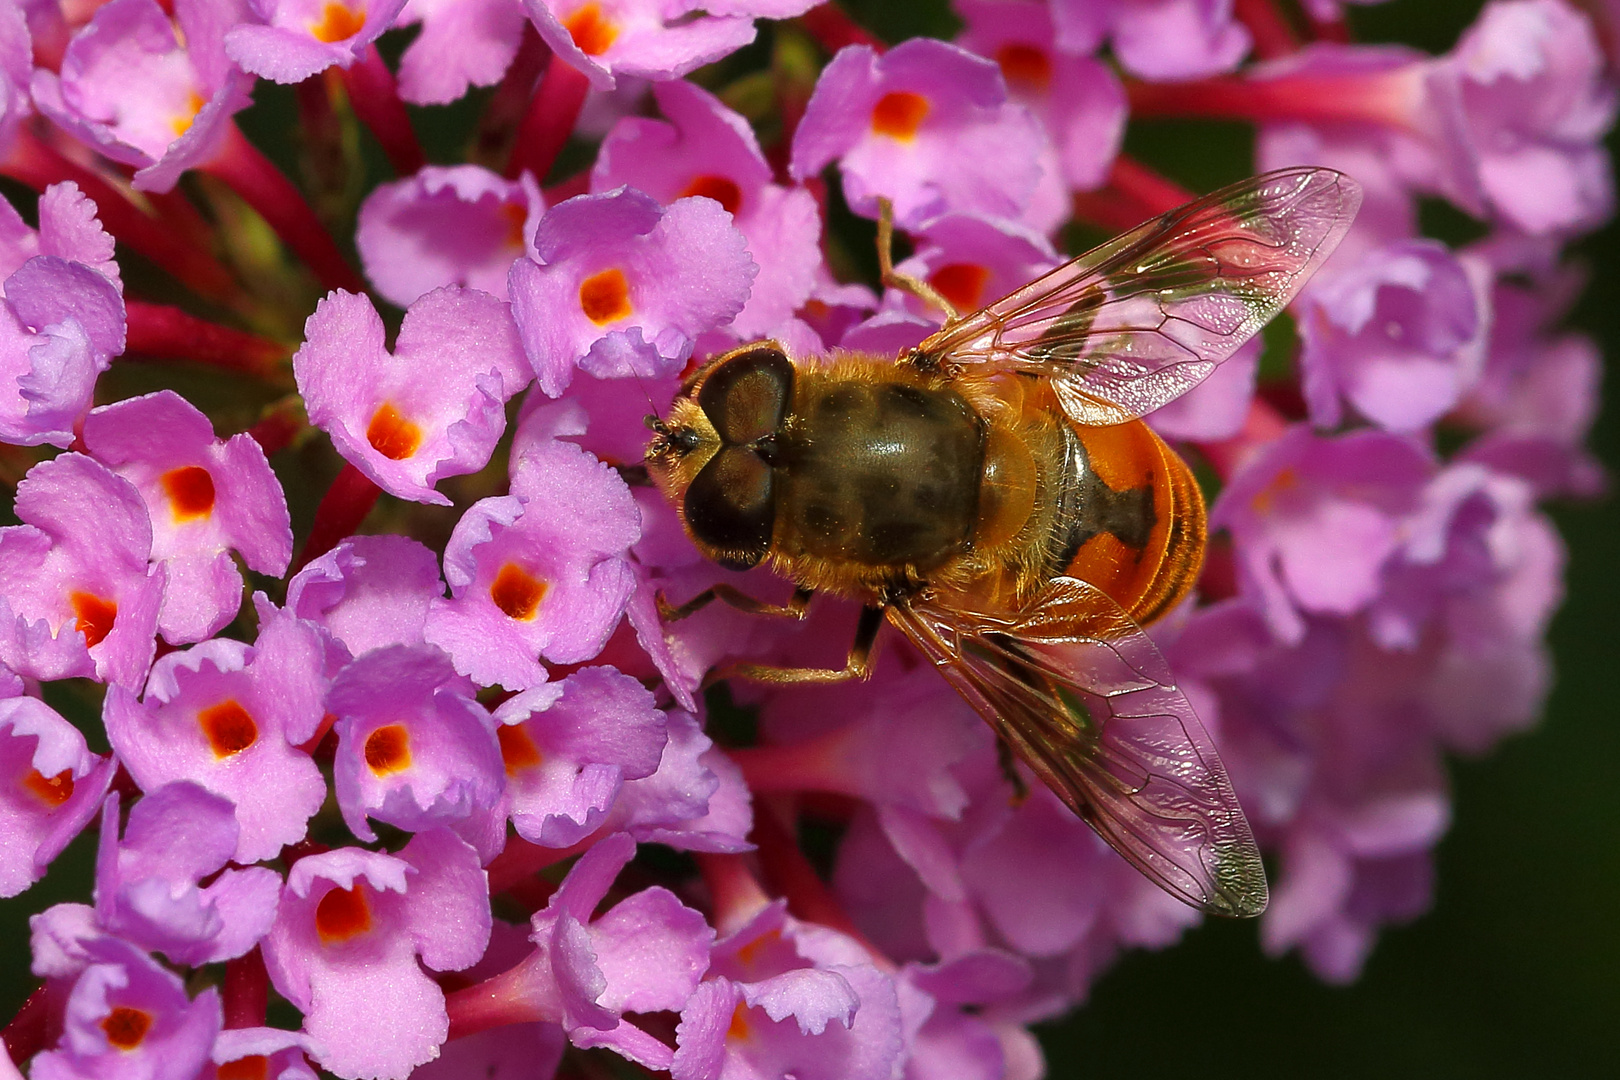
778 374 984 570
1048 418 1206 627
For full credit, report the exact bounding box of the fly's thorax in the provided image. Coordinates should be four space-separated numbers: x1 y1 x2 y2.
773 358 986 574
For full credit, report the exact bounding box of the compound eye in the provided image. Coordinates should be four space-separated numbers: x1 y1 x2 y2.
685 446 775 569
698 347 794 446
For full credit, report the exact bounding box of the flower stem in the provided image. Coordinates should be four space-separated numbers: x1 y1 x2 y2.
798 3 884 55
223 949 269 1029
0 985 51 1066
445 952 549 1040
472 26 547 172
1125 67 1426 132
505 55 590 182
293 462 381 572
1071 155 1195 233
124 301 292 383
2 127 250 312
727 726 862 799
697 852 772 937
341 45 426 176
1232 0 1301 60
201 123 368 295
485 833 595 894
752 798 866 944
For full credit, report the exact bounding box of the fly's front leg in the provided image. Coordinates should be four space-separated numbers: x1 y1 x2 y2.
658 584 814 623
875 196 960 324
712 605 884 686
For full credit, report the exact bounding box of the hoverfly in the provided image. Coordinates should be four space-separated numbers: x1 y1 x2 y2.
646 167 1362 917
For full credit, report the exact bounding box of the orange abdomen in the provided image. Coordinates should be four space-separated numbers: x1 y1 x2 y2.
1058 418 1207 627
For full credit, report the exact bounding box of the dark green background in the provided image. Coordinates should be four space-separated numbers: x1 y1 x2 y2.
3 1 1616 1076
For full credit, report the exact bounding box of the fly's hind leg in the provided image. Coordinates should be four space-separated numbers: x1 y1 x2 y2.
876 196 960 324
996 738 1030 803
658 584 814 623
711 605 884 686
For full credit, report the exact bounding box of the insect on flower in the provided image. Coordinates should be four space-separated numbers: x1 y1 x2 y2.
646 168 1362 917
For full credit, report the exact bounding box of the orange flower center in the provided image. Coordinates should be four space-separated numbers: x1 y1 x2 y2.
198 699 259 758
995 43 1052 92
578 268 632 325
162 465 216 522
24 768 74 807
681 175 744 216
70 591 117 648
490 563 548 621
497 723 544 775
366 402 422 461
315 884 372 943
564 2 618 56
501 201 528 249
927 263 991 312
218 1056 271 1080
364 723 411 775
100 1006 152 1050
727 1001 751 1041
871 91 930 140
310 2 367 43
169 90 206 137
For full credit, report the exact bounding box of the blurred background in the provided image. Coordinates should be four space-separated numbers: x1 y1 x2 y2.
1 1 1614 1076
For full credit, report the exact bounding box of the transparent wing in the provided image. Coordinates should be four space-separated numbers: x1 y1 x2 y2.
914 167 1362 425
888 578 1267 917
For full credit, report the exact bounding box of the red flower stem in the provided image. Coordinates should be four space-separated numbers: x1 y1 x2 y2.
293 462 381 572
505 55 590 182
727 726 861 798
445 952 548 1040
1070 155 1196 233
201 123 368 295
1107 155 1196 217
753 797 888 965
124 300 291 382
1196 396 1290 481
246 399 304 457
223 949 269 1029
798 2 884 54
1 127 249 312
1305 11 1351 43
1 985 51 1066
485 833 596 894
473 26 547 168
340 45 426 176
697 852 772 937
1232 0 1301 60
1125 68 1423 131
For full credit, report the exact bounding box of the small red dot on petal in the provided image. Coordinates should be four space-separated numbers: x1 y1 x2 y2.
497 723 544 775
564 2 619 56
871 91 930 140
490 563 548 621
162 465 216 523
315 884 372 943
70 592 117 649
366 402 423 461
681 175 744 216
23 768 74 808
310 2 367 43
218 1056 271 1080
578 268 632 325
100 1006 152 1050
198 699 259 759
364 724 411 775
995 43 1052 92
927 263 991 312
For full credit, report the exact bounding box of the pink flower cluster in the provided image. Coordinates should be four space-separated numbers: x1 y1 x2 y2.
0 0 1609 1078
